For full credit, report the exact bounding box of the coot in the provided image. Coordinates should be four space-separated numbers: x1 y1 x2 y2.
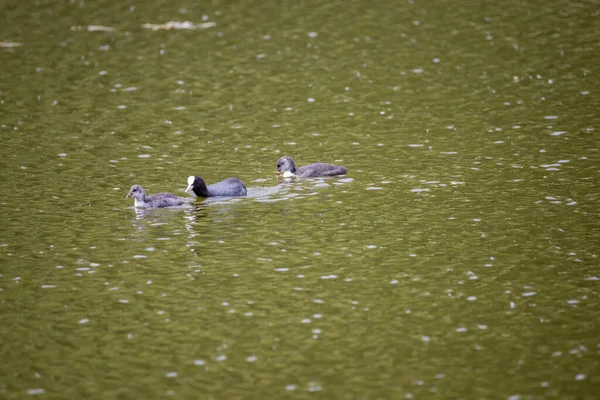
126 185 189 208
276 156 347 178
185 176 247 198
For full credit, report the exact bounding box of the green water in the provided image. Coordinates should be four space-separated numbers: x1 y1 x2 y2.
1 0 599 398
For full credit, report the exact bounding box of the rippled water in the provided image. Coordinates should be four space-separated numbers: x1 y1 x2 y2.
1 0 599 398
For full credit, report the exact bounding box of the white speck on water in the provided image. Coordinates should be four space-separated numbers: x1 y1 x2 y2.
76 268 89 271
366 244 377 249
567 299 579 304
580 91 589 95
522 292 536 297
456 327 467 333
119 299 129 304
321 275 337 279
575 374 586 381
301 318 311 323
440 151 458 155
222 302 229 306
146 280 152 284
108 287 119 291
412 68 424 73
494 141 504 144
27 389 45 395
551 131 566 136
313 314 322 319
138 154 150 158
216 355 227 361
307 97 315 103
256 53 266 59
477 324 488 330
366 187 383 190
41 285 55 289
90 263 100 267
421 336 431 343
99 70 108 75
308 382 323 392
117 105 126 109
166 372 177 378
411 188 429 193
433 57 440 63
508 395 521 400
78 318 89 324
409 144 423 147
391 279 398 284
194 359 205 366
510 301 516 309
286 384 297 391
467 296 477 301
58 153 67 157
544 115 558 120
173 106 186 110
275 268 288 272
308 32 318 37
246 355 257 362
540 381 549 387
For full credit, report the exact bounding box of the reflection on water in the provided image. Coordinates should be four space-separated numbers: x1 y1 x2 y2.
1 0 599 398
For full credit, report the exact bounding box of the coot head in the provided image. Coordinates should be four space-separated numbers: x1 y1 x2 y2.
126 185 145 200
185 176 210 198
276 156 297 176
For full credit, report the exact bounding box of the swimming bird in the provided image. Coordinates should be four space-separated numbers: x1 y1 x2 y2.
185 176 247 198
126 185 188 208
276 156 347 178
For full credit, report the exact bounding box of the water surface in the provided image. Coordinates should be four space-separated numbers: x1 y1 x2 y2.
1 0 599 398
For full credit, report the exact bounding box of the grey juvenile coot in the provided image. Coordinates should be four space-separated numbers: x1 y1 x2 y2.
276 156 347 178
126 185 189 208
185 176 247 198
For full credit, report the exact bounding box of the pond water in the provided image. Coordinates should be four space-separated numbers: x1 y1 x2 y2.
1 0 599 398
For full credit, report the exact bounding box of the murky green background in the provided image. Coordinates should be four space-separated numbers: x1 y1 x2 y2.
1 0 599 398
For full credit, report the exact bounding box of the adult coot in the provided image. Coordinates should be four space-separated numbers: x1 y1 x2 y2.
185 176 247 198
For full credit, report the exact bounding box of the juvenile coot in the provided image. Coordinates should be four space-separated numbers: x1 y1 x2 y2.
126 185 189 208
276 156 347 178
185 176 247 198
